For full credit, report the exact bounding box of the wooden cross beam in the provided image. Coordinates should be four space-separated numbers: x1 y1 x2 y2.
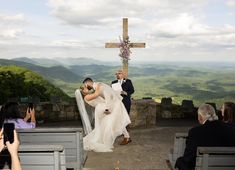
105 18 145 76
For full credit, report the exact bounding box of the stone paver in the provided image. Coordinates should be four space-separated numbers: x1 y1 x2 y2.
40 120 195 170
84 127 191 170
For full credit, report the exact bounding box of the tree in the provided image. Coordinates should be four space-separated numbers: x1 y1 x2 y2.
0 66 69 104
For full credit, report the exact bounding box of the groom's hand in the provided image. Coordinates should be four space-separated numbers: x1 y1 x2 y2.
104 109 111 115
121 91 127 96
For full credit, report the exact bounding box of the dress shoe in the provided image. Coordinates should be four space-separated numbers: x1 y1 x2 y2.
126 125 131 132
120 138 132 145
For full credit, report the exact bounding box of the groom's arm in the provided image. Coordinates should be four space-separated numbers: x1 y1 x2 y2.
122 79 134 97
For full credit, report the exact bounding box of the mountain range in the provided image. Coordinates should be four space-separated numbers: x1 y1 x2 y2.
13 57 113 66
0 58 82 83
0 57 205 83
1 57 235 106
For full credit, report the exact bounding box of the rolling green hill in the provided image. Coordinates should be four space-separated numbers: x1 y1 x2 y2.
0 59 82 83
13 57 41 65
65 63 235 107
1 58 235 107
0 65 70 104
12 57 111 66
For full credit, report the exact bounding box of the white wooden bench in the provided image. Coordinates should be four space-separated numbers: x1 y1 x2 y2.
17 128 85 170
195 147 235 170
1 144 66 170
167 132 187 169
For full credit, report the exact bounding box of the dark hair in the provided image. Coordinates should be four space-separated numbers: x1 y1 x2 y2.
222 102 235 123
83 77 93 84
2 102 22 119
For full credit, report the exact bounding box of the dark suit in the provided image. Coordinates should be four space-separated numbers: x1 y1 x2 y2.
175 120 235 170
111 79 134 114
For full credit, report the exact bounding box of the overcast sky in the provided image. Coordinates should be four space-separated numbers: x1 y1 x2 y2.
0 0 235 62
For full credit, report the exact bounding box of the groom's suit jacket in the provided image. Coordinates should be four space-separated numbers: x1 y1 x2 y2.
111 78 134 114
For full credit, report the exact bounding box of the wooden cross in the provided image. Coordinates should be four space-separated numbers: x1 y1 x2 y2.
105 18 145 76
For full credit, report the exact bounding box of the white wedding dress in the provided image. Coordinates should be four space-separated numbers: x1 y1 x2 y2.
79 82 131 152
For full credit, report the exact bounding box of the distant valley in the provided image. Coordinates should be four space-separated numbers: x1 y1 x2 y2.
1 57 235 107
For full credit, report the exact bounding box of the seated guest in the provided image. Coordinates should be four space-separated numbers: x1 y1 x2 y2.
175 103 235 170
0 129 22 170
2 102 36 129
221 102 235 124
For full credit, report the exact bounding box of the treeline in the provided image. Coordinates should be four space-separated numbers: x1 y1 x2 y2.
0 66 70 104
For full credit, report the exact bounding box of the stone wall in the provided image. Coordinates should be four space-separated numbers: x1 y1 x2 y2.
129 99 198 127
18 98 198 127
130 99 158 128
19 102 80 123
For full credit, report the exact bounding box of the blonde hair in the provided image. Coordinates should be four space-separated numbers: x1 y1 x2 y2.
198 104 218 121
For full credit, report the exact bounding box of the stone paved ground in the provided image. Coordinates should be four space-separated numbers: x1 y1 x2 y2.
84 126 191 170
40 119 197 170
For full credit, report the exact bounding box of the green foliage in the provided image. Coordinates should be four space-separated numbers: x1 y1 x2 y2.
0 65 70 104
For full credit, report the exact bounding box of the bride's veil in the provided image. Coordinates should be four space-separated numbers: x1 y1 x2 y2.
75 89 92 135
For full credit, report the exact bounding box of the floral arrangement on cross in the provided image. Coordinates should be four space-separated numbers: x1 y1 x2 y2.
119 36 132 61
119 36 131 75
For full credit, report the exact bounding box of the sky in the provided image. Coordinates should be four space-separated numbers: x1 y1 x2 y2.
0 0 235 62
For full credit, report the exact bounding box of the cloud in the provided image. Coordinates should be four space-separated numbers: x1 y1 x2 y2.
0 13 26 39
47 0 207 26
227 12 234 16
147 13 235 50
150 13 210 38
0 29 23 38
49 39 100 48
0 13 25 24
226 0 235 7
1 0 235 61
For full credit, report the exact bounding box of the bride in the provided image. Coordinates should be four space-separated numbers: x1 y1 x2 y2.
78 78 131 152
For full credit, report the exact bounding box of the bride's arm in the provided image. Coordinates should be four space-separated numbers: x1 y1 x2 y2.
84 84 101 101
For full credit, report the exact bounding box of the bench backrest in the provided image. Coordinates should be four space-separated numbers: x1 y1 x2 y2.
171 133 187 163
195 147 235 170
0 145 66 170
17 128 84 170
167 133 187 169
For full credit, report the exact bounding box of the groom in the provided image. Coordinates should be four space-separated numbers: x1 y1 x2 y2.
83 77 132 145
